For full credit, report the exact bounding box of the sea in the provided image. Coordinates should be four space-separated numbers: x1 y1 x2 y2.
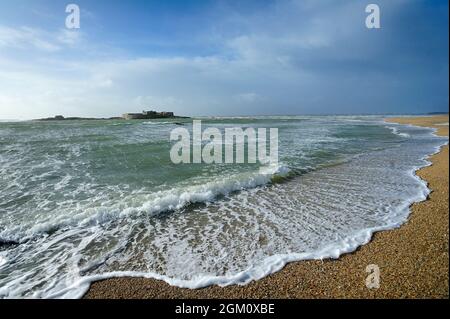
0 115 447 298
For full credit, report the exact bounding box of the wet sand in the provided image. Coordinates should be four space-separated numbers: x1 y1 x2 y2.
85 115 449 299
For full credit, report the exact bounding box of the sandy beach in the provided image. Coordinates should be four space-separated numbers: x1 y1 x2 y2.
85 115 449 299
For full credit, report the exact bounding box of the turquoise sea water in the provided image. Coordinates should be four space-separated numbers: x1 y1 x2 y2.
0 116 447 298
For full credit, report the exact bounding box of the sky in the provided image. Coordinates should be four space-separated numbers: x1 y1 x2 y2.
0 0 448 119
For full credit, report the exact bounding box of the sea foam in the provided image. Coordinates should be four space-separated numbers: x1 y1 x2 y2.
0 117 447 299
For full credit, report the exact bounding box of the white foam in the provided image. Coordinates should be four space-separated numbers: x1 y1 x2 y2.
47 133 446 300
385 125 410 138
44 189 428 300
0 255 6 267
0 164 291 243
54 175 73 191
1 118 448 299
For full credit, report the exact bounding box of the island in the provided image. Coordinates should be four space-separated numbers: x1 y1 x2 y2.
35 115 123 121
34 110 189 121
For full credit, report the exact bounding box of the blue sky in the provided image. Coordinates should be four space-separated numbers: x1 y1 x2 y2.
0 0 448 119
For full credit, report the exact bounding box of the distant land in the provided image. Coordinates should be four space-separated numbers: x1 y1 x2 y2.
35 110 189 121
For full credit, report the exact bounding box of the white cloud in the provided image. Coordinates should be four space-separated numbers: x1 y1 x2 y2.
0 25 83 52
0 26 60 52
56 29 83 47
0 0 447 119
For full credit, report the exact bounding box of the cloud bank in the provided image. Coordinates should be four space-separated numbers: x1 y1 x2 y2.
0 0 448 119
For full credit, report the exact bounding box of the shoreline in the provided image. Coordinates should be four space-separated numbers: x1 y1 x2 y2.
85 115 449 299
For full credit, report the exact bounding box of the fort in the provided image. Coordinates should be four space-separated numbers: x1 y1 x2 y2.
122 110 176 120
